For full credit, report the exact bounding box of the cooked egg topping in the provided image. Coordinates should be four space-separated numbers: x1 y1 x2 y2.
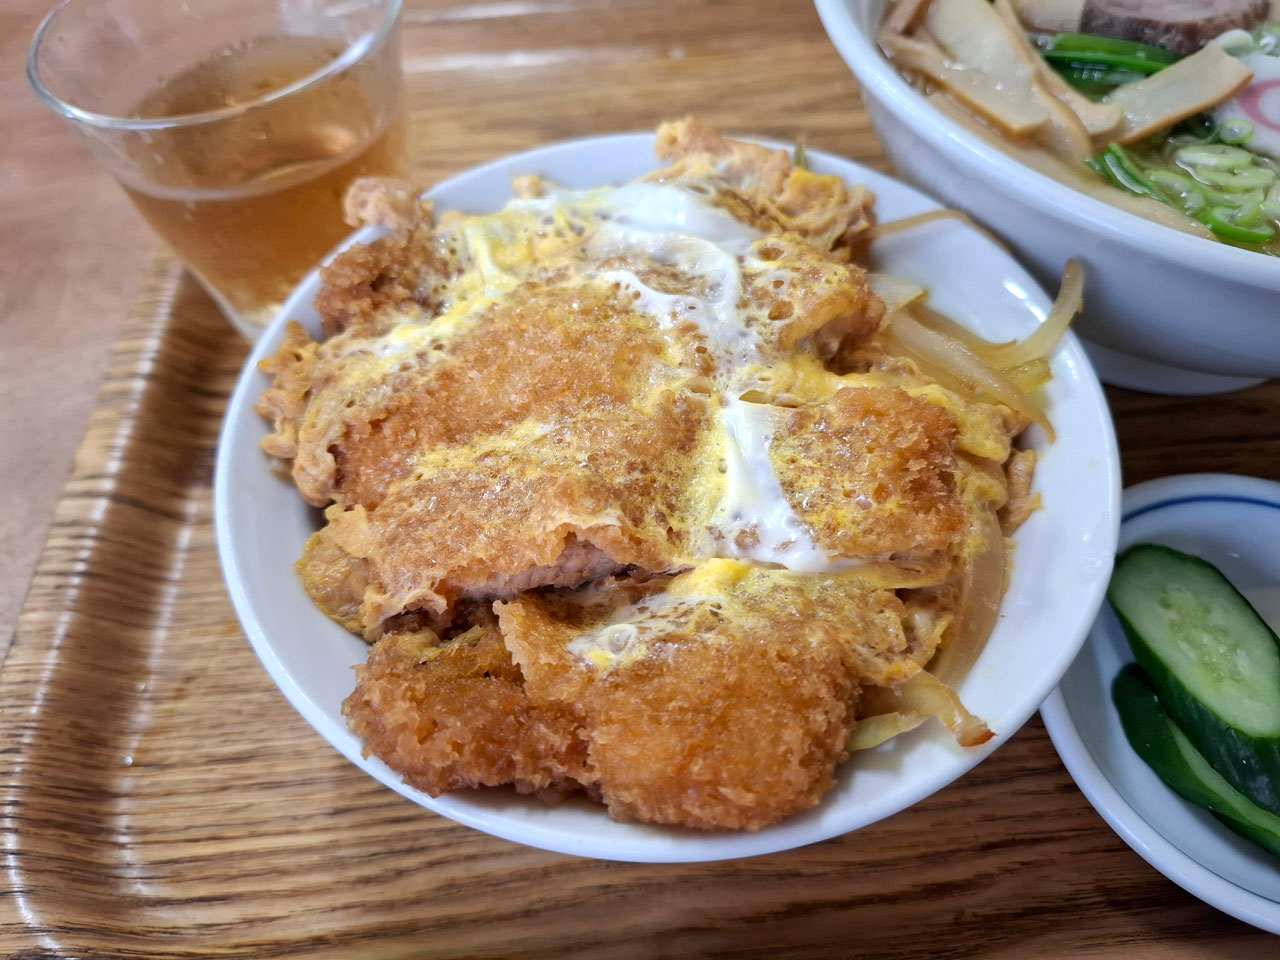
274 169 1020 654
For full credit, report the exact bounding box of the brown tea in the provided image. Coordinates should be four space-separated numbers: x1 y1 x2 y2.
122 35 407 330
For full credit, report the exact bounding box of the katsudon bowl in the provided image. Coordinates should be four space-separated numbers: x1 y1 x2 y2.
214 132 1120 862
815 0 1280 394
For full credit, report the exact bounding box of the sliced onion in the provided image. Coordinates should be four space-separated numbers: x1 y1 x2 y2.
926 506 1006 685
859 670 993 747
1003 356 1053 392
881 309 1056 440
911 302 1015 354
862 208 1009 251
848 712 929 751
868 271 927 313
984 258 1083 368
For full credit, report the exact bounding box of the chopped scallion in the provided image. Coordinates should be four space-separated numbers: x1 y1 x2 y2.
1204 206 1277 244
1175 144 1255 170
1194 165 1277 191
1218 118 1255 145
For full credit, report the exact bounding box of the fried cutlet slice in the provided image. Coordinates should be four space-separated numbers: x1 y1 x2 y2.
303 391 711 633
260 276 710 509
315 229 457 339
497 561 932 831
342 611 590 797
651 117 875 252
770 385 968 563
740 234 884 362
261 237 882 512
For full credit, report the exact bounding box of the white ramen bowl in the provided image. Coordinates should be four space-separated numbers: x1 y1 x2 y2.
815 0 1280 395
215 132 1120 862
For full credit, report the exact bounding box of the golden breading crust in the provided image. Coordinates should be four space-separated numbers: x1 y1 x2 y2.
260 119 1034 831
315 230 456 339
652 116 875 251
497 564 929 830
343 615 591 798
773 386 967 562
345 565 936 831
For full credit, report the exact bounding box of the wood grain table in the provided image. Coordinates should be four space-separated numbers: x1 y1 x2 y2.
3 1 1280 956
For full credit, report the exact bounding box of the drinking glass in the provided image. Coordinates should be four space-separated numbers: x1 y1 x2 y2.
28 0 408 340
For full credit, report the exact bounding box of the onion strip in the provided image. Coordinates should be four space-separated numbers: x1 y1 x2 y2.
862 209 1009 251
858 670 994 748
910 302 1015 354
926 507 1007 686
848 712 930 751
983 258 1083 368
868 271 927 313
1003 357 1053 392
881 310 1056 440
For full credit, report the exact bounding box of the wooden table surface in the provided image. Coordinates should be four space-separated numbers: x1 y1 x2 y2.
3 0 1280 956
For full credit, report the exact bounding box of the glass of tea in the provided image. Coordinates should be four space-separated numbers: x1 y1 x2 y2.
28 0 408 340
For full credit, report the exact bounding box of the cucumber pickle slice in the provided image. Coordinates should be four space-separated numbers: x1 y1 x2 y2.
1108 543 1280 816
1113 665 1280 858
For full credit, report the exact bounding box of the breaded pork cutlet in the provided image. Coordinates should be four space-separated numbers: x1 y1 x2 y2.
343 610 590 798
346 562 946 830
261 118 1032 831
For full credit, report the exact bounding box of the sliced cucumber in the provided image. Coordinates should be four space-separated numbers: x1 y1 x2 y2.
1108 543 1280 815
1113 665 1280 859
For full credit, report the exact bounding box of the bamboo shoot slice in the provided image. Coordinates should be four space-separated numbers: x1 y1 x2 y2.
927 0 1092 160
881 33 1051 137
883 0 935 36
1012 0 1086 33
993 0 1123 140
1105 43 1253 144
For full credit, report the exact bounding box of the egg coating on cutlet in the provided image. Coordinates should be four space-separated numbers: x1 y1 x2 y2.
496 562 934 831
259 117 1033 831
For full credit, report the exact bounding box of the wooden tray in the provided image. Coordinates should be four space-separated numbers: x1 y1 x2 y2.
7 249 1280 960
6 0 1280 947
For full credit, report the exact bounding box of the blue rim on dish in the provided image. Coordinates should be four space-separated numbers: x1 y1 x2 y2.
1041 473 1280 933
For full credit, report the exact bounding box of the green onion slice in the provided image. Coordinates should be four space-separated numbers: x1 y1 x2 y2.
1048 33 1180 63
1195 165 1277 191
1218 118 1255 145
1176 144 1255 170
1204 206 1277 244
1100 144 1164 200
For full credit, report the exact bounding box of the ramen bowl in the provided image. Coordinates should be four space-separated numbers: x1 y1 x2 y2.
815 0 1280 394
215 132 1120 862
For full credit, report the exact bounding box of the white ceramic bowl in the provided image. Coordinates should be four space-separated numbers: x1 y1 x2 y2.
1042 473 1280 933
215 132 1120 862
815 0 1280 394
